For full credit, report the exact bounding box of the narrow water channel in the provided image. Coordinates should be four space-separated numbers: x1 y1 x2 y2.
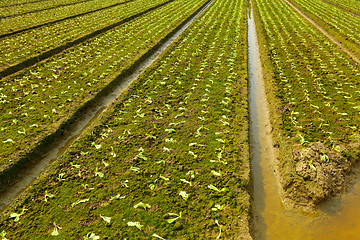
248 2 360 239
0 0 214 211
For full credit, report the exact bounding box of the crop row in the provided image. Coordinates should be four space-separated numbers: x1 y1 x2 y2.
288 0 360 59
0 0 249 237
0 0 50 7
322 0 360 16
1 0 94 18
0 0 167 70
0 0 130 33
0 0 208 182
254 0 360 204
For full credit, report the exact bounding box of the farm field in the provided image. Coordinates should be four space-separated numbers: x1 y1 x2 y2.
0 0 168 70
1 0 360 238
1 0 97 18
0 0 250 238
287 0 360 59
0 0 209 179
253 0 360 207
0 0 133 33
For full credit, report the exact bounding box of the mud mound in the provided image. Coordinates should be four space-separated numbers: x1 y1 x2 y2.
284 142 350 206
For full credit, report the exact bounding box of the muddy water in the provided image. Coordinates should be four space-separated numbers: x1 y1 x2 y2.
0 0 213 211
248 2 360 239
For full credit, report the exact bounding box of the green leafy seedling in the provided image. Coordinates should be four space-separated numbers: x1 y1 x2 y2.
208 184 227 193
152 233 166 240
211 170 222 177
179 191 190 201
71 198 89 207
84 233 100 240
100 215 111 224
51 222 60 236
166 212 182 224
134 202 151 210
44 190 55 202
9 208 27 222
0 230 7 240
215 220 223 239
127 221 143 230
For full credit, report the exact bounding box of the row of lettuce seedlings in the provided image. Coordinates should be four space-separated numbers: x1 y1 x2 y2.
0 0 251 238
0 0 208 178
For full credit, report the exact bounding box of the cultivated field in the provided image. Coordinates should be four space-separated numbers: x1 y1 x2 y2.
0 0 360 238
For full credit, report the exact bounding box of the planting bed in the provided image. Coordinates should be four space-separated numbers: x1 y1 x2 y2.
0 0 52 7
0 0 208 182
0 0 250 238
0 0 131 34
288 0 360 59
322 0 360 16
253 0 360 207
0 0 168 71
1 0 95 18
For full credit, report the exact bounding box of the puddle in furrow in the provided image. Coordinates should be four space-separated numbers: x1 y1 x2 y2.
0 0 213 211
248 1 360 239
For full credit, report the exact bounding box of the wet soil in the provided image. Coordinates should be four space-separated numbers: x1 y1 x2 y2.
284 142 351 207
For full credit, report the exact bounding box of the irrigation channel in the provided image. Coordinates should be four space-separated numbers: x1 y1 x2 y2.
0 0 214 211
248 1 360 239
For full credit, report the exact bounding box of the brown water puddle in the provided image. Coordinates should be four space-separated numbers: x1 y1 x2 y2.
248 3 360 239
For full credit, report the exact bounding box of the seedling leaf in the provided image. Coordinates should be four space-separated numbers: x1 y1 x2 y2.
179 191 190 200
127 221 143 230
152 233 166 240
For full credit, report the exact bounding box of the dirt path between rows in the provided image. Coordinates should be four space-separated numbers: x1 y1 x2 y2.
283 0 360 65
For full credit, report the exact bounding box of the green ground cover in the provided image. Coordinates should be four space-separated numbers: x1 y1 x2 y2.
1 0 95 17
253 0 360 206
323 0 360 16
0 0 250 238
0 0 165 69
0 0 208 177
0 0 52 7
0 0 130 34
288 0 360 59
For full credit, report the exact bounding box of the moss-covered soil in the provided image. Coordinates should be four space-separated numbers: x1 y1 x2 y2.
0 0 251 238
252 0 360 209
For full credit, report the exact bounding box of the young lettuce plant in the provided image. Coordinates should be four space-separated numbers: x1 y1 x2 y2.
208 184 227 193
211 204 223 211
137 147 148 160
211 170 222 177
100 215 111 224
95 167 104 178
152 233 166 240
160 175 170 181
51 222 61 236
134 202 151 210
179 191 190 201
320 150 329 162
9 208 27 222
71 198 89 207
0 230 7 240
215 220 223 239
127 221 143 230
180 179 192 186
166 212 182 224
309 160 317 171
44 190 55 202
84 233 100 240
110 194 125 201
